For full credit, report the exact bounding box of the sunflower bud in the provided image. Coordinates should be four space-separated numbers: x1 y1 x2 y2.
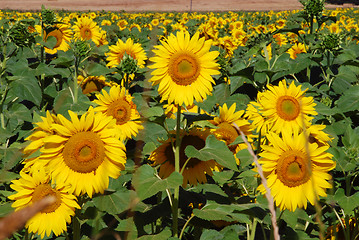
321 33 341 51
72 39 90 58
117 54 138 75
41 6 56 26
301 0 325 18
9 21 35 48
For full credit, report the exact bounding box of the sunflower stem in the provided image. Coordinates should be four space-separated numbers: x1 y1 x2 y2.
172 104 182 237
73 209 81 240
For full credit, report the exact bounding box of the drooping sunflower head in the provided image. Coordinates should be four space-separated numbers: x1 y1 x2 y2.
258 131 335 211
93 85 143 140
41 108 127 197
77 75 109 94
8 169 80 238
106 38 147 69
258 80 317 134
149 128 217 187
149 31 220 106
72 16 101 46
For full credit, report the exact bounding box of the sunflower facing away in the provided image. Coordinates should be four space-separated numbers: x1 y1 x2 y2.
73 16 101 46
77 75 110 94
149 31 220 106
257 80 317 134
106 38 147 68
257 131 335 211
44 24 72 54
8 169 80 238
40 107 126 197
149 128 217 187
93 85 143 140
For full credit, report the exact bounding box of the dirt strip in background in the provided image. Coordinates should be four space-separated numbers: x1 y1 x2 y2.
0 0 357 12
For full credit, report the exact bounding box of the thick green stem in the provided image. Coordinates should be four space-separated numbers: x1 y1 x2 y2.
172 104 182 237
73 209 81 240
73 57 79 104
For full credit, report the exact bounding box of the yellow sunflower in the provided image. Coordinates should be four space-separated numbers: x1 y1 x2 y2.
40 107 126 198
93 85 143 141
77 75 110 94
149 128 217 187
258 80 317 134
149 31 220 106
106 38 147 68
306 124 333 147
245 97 271 135
72 16 101 46
257 131 335 211
8 170 80 238
287 42 307 59
44 24 72 54
22 111 58 173
211 103 255 165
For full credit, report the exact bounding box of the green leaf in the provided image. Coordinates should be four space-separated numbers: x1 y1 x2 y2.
200 229 224 240
185 135 238 171
336 85 359 112
132 165 183 200
141 106 164 118
53 87 91 117
92 189 136 215
334 188 359 215
9 76 42 106
116 217 137 233
0 170 19 183
86 62 112 76
137 229 172 240
0 202 14 218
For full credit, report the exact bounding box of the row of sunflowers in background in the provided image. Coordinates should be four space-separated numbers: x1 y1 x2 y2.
1 0 359 239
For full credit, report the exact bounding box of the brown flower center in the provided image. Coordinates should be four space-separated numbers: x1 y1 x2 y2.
32 184 62 213
276 95 300 121
106 99 132 125
276 150 311 187
63 131 105 173
169 52 200 86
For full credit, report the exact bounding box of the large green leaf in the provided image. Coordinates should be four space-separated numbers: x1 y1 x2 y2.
8 75 42 106
336 85 359 112
185 135 238 171
92 189 136 215
137 229 172 240
334 188 359 215
132 165 183 201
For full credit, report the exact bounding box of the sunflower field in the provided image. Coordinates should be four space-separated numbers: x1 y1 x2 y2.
1 1 359 239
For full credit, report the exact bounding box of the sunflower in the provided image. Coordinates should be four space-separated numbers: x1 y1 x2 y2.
22 111 58 173
211 103 255 165
93 85 143 141
149 128 217 187
77 75 110 94
44 24 72 54
287 42 306 59
149 31 220 106
257 131 335 211
106 38 147 69
73 16 101 46
40 107 126 197
258 80 317 134
8 169 80 238
245 97 271 135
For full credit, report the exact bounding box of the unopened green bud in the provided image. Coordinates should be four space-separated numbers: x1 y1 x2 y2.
118 54 138 75
321 33 341 51
9 21 35 48
41 6 56 25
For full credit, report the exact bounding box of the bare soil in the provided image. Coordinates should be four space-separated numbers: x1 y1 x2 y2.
1 0 356 12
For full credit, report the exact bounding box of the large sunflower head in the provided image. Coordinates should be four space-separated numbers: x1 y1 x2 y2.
40 107 127 198
149 128 218 187
258 80 317 134
257 130 335 211
93 85 143 141
72 16 101 46
8 169 80 238
149 31 220 106
106 38 147 69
